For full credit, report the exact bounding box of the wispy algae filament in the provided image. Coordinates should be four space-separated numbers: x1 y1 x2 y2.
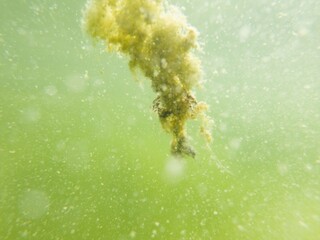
83 0 212 157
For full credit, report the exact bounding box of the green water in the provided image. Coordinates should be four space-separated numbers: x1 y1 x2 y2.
1 0 319 239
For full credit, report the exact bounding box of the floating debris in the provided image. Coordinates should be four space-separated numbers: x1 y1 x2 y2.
83 0 212 157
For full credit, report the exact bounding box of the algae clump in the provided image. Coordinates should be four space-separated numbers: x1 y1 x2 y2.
83 0 212 158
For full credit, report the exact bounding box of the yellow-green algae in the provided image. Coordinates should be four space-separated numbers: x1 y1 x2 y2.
83 0 212 157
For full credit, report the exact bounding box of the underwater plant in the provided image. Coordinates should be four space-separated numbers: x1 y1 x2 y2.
83 0 212 158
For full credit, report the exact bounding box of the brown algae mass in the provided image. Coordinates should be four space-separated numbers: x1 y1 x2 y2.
83 0 212 158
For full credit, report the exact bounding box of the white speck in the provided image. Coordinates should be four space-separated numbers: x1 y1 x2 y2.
64 140 91 171
20 230 28 237
237 225 246 232
277 163 289 176
22 107 41 122
153 69 159 77
19 190 49 219
219 123 227 132
299 221 309 228
229 138 242 150
278 12 287 18
164 157 185 183
161 84 168 92
44 85 57 96
239 25 251 43
65 73 87 93
200 219 206 226
305 164 313 172
221 68 227 74
84 70 89 79
151 229 157 238
129 231 136 238
161 58 168 69
197 183 208 198
297 27 309 37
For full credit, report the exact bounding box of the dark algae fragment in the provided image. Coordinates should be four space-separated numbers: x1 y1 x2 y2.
83 0 212 157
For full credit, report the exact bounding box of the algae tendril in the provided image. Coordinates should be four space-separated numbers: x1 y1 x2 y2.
83 0 212 158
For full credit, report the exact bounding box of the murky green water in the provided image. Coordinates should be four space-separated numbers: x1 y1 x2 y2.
1 0 319 239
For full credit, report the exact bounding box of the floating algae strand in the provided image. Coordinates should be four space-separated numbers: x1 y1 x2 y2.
83 0 212 158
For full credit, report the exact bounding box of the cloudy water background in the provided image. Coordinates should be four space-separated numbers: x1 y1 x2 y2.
0 0 319 239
